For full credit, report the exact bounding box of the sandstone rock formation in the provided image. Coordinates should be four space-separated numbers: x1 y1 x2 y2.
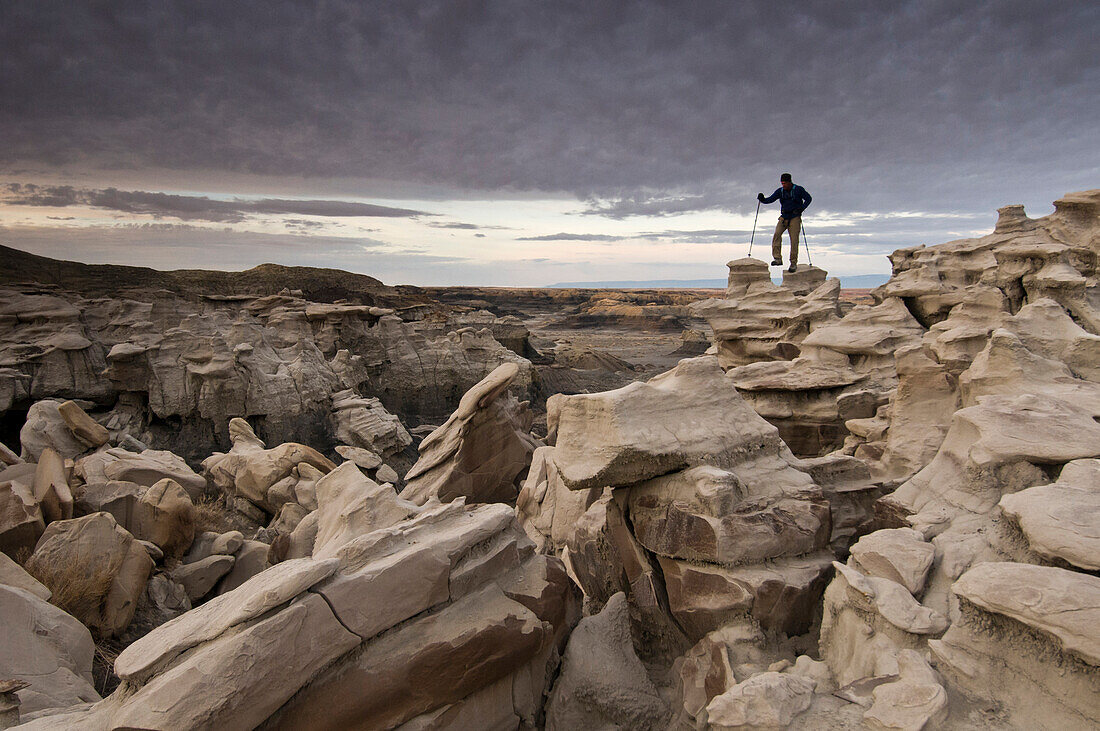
521 354 848 671
204 418 334 516
400 362 539 505
0 277 529 463
545 592 669 730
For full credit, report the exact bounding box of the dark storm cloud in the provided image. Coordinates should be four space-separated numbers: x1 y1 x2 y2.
1 1 1097 217
2 184 426 221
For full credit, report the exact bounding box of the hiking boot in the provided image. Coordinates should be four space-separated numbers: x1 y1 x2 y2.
770 259 782 266
788 263 797 273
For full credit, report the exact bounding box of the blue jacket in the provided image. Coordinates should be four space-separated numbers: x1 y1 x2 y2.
761 184 811 218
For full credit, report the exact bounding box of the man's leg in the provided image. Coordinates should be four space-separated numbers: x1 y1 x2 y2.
788 216 801 266
771 218 788 264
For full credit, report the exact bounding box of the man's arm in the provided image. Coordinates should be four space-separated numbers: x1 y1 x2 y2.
799 188 812 211
760 187 781 204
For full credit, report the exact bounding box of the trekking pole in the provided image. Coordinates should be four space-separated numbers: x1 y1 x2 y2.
747 200 761 257
801 219 813 266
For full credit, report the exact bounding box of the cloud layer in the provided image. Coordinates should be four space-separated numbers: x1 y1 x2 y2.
2 1 1097 217
3 184 425 222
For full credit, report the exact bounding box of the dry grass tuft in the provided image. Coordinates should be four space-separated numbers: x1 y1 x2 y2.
24 553 114 628
92 637 124 696
192 494 235 534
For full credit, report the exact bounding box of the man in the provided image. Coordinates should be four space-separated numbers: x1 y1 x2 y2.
758 173 812 272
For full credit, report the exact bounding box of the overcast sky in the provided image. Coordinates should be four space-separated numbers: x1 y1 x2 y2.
1 1 1097 286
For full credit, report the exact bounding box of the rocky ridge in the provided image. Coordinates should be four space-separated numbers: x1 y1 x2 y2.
1 189 1098 729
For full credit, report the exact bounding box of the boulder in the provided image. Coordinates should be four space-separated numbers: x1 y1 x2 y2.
848 528 935 596
674 624 771 725
31 447 74 523
376 463 400 485
81 447 207 500
215 540 270 595
19 400 88 462
401 362 539 506
25 512 154 637
171 554 235 602
334 444 382 471
705 671 815 729
862 650 947 731
56 400 109 449
0 471 44 557
0 550 50 600
0 585 100 716
545 593 670 731
331 390 413 458
0 440 21 466
130 478 195 558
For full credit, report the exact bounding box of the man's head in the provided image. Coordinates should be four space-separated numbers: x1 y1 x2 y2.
780 172 792 190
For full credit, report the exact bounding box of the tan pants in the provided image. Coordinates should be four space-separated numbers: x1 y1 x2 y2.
772 216 801 264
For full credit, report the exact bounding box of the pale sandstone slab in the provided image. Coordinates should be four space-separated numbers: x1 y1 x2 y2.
952 561 1100 666
112 593 359 731
999 474 1100 571
548 356 800 491
308 461 416 559
335 444 382 470
115 557 338 682
269 585 550 730
313 542 451 640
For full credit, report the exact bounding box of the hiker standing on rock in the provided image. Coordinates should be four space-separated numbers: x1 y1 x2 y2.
758 173 812 272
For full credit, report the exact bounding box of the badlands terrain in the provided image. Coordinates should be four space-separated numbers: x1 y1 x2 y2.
1 189 1098 730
